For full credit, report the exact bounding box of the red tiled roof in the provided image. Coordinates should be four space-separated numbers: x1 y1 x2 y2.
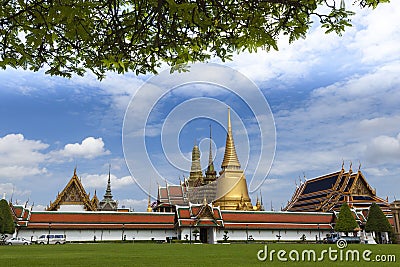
176 204 224 227
221 211 333 224
13 206 24 218
168 185 183 197
224 223 332 230
220 211 332 230
25 211 175 229
159 188 168 200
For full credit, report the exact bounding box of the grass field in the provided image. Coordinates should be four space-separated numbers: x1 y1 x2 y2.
0 243 398 266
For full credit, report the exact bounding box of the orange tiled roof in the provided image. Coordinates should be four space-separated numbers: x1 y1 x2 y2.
25 211 175 230
221 211 333 230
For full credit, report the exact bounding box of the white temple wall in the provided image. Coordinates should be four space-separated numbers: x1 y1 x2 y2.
17 229 176 242
215 229 332 242
178 227 331 242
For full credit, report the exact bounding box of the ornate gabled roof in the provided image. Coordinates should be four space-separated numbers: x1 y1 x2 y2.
10 203 32 227
176 202 224 227
284 165 389 213
47 168 97 211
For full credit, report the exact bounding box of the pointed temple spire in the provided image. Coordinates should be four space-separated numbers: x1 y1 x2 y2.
98 165 118 211
208 124 213 169
221 107 241 170
190 143 201 173
104 164 113 199
214 107 253 210
188 142 203 187
205 124 217 183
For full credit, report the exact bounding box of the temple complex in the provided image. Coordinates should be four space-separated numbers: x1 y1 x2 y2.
3 108 399 243
156 108 261 211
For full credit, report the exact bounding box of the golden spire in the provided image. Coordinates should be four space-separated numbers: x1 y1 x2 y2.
221 107 241 170
190 143 201 173
147 193 152 212
189 141 203 187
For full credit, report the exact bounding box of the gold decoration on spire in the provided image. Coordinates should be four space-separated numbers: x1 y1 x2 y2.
147 193 152 212
188 142 203 187
214 107 253 211
221 107 241 170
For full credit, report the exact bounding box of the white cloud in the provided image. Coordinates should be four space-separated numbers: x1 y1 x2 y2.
0 182 31 202
0 166 48 179
54 137 110 159
365 133 400 164
118 198 148 212
348 2 400 64
0 134 48 165
81 173 135 190
0 134 49 179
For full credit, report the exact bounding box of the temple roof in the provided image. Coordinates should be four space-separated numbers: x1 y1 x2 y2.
176 202 224 227
285 166 390 213
157 183 188 206
47 168 97 211
23 211 175 230
221 210 333 230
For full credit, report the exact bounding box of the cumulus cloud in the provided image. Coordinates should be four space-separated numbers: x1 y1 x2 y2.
118 198 148 212
348 2 400 64
81 173 134 190
0 134 49 179
0 133 49 165
365 133 400 164
54 137 110 159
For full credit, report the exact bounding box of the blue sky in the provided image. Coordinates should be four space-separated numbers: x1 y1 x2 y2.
1 2 400 211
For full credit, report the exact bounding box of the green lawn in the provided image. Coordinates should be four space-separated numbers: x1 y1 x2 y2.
0 243 398 266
